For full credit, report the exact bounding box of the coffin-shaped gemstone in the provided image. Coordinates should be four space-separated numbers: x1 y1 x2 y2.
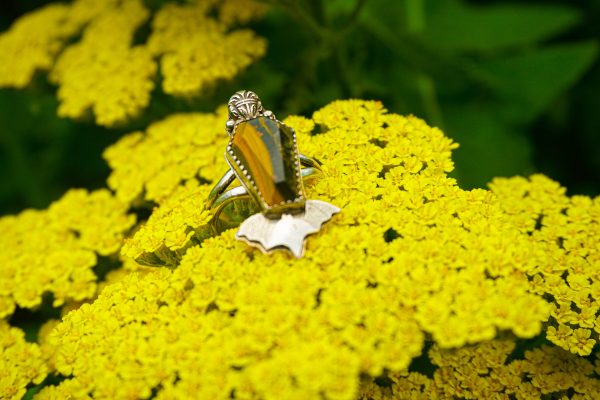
230 117 304 213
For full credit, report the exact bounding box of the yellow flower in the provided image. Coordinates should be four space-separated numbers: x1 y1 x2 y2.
0 4 73 88
0 322 48 400
567 328 596 356
1 0 267 126
34 378 91 400
490 174 600 356
0 0 117 88
0 189 135 318
546 324 570 348
217 0 269 26
148 0 267 96
360 339 598 399
50 0 156 126
121 180 213 264
104 107 229 204
42 100 600 399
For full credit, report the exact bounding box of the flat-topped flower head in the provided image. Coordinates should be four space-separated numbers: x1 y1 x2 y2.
0 100 600 400
0 189 135 318
0 0 268 126
37 100 600 399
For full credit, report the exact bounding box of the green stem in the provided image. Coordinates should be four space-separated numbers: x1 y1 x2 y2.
332 46 353 98
405 0 445 129
267 0 328 39
416 76 444 129
405 0 426 33
270 0 363 99
344 0 368 29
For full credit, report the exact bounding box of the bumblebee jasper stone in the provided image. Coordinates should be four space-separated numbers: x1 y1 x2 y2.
229 117 305 216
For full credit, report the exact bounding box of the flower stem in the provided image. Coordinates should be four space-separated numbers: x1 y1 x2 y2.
405 0 444 129
405 0 426 32
269 0 366 98
267 0 328 39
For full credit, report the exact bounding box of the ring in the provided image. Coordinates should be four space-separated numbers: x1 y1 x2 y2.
207 90 340 257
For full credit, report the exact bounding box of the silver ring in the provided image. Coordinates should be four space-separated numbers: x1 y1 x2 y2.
206 90 340 257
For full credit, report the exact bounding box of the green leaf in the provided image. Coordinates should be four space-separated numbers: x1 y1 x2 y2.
423 0 581 51
477 41 599 123
23 386 41 400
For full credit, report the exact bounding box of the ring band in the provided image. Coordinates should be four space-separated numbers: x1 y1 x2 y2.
207 154 322 222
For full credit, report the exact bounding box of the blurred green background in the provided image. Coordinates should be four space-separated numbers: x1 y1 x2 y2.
1 0 599 216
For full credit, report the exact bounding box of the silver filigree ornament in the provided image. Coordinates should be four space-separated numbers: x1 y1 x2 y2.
207 90 340 257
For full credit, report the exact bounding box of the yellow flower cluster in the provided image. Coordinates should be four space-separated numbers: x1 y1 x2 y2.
121 180 213 264
218 0 269 25
0 189 135 318
0 4 72 88
50 0 156 127
0 322 47 400
0 0 122 89
0 0 267 126
148 0 267 96
104 107 229 204
490 175 600 356
360 339 600 399
39 100 589 399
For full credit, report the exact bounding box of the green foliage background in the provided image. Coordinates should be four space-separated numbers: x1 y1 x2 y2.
1 0 599 215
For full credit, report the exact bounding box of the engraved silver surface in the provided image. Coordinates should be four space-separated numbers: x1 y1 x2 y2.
236 200 340 258
226 90 275 136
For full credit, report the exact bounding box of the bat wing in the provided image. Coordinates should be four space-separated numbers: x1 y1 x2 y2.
236 200 340 257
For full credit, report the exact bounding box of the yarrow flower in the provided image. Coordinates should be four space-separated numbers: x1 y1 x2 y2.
50 0 156 127
0 4 72 88
121 180 213 264
147 0 267 96
103 107 229 204
490 175 600 356
2 4 598 398
35 100 600 399
0 89 597 397
0 0 117 88
0 189 135 318
359 339 600 399
0 0 267 126
0 322 47 400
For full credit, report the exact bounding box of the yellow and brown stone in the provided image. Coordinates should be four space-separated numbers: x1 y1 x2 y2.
228 117 305 216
